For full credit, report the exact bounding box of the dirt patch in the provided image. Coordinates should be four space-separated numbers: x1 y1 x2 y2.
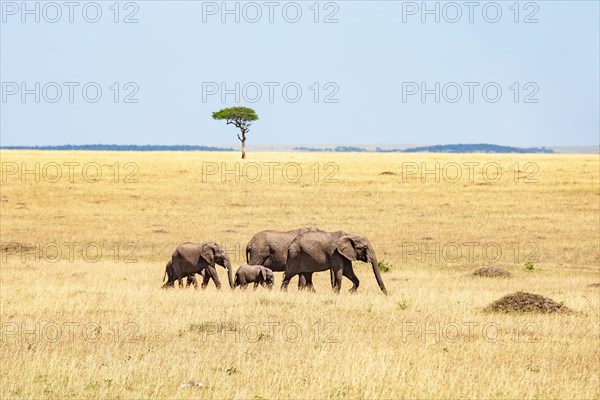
389 277 409 282
1 242 35 253
485 291 572 314
587 283 600 288
379 171 396 176
473 267 512 278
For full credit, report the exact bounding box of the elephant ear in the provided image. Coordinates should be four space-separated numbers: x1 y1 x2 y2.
336 236 357 261
200 244 216 266
260 267 267 281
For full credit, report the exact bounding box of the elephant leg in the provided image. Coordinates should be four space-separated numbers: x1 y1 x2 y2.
332 268 343 293
186 275 198 288
175 268 184 287
280 272 297 292
329 268 354 288
304 273 316 293
201 269 211 289
205 265 222 289
173 257 188 288
253 282 259 291
297 274 307 290
163 260 177 288
343 265 360 293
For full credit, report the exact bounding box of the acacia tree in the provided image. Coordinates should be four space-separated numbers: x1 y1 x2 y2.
212 107 259 159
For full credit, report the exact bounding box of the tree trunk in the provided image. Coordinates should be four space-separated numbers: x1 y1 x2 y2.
241 139 246 159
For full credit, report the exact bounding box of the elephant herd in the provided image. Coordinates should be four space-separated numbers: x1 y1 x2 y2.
162 227 388 295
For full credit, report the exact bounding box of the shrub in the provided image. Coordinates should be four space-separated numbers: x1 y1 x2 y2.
524 262 535 271
397 295 409 310
378 259 392 272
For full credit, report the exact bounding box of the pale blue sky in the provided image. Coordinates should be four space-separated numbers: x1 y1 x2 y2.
1 1 598 146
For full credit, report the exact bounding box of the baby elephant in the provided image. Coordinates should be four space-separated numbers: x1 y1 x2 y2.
234 265 275 290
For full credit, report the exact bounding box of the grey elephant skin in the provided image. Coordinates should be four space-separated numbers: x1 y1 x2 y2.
245 227 319 287
246 227 319 270
281 231 388 295
185 270 205 287
234 264 275 290
163 260 205 288
163 242 233 289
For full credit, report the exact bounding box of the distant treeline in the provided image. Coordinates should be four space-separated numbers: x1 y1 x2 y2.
296 144 554 154
294 146 368 152
399 144 554 153
1 144 235 151
2 143 554 153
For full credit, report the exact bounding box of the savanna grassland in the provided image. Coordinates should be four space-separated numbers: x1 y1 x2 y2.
0 150 599 399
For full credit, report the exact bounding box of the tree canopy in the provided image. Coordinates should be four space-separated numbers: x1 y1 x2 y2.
212 107 259 159
212 107 258 124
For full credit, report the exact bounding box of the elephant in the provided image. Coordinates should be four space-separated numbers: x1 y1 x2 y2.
234 264 275 290
280 231 388 295
290 229 352 290
163 259 202 288
162 242 233 289
185 271 205 288
245 227 319 287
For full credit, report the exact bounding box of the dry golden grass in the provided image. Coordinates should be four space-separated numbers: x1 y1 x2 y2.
1 150 599 399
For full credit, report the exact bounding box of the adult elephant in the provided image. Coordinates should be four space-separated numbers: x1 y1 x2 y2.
162 242 233 289
280 231 388 295
245 227 319 287
296 229 354 290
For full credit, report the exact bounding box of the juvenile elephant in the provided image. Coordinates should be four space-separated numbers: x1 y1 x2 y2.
245 227 319 287
185 270 205 287
163 259 201 288
162 260 205 288
234 264 275 290
280 231 388 295
162 242 233 289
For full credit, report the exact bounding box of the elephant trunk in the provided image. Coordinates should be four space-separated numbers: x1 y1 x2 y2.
368 252 388 295
224 257 234 289
330 269 335 289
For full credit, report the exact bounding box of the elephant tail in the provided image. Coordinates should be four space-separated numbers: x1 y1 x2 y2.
245 245 251 264
164 259 173 282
